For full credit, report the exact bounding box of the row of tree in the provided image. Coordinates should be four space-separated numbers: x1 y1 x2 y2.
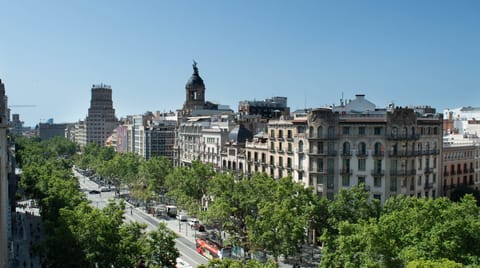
15 137 179 268
75 142 480 267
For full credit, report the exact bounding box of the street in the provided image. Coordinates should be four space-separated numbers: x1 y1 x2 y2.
75 170 208 267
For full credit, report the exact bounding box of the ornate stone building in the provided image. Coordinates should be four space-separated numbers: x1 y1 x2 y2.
306 94 443 202
181 61 206 118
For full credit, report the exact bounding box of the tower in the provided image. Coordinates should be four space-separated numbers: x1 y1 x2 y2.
182 61 206 116
84 83 118 147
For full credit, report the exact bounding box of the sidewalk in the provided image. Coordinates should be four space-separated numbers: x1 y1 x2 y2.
11 200 43 268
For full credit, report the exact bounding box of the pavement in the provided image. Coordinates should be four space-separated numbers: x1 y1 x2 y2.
11 200 43 268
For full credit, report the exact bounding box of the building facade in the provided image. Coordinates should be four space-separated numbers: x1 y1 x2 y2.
83 84 118 147
441 134 480 197
305 95 443 202
36 122 67 140
10 114 23 136
238 96 290 119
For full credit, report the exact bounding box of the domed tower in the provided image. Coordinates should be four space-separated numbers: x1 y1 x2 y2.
182 61 206 116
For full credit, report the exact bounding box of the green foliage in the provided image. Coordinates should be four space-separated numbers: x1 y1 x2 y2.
145 222 180 267
407 259 463 268
199 258 278 268
165 161 214 214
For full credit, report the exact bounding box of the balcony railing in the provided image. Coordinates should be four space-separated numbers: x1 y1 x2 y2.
443 171 449 176
339 168 352 175
356 151 368 157
386 134 420 140
341 151 352 157
424 167 433 174
371 169 385 176
372 151 384 157
424 182 434 190
327 150 337 156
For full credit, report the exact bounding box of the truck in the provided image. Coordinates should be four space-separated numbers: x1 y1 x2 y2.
166 205 177 217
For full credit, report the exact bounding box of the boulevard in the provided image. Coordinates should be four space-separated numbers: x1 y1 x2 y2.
75 170 208 267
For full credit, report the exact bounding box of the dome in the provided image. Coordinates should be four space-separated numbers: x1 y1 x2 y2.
185 61 205 89
228 125 253 143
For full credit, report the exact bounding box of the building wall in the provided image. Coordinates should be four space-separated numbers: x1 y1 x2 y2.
85 84 118 146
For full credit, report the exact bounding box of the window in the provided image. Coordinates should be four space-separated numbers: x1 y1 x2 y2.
309 174 315 186
342 176 350 187
374 127 382 135
298 141 304 152
317 159 323 172
279 142 283 152
270 130 274 138
358 176 366 186
318 174 324 184
278 157 283 167
288 143 292 153
327 176 334 189
358 142 367 155
418 175 422 186
343 127 350 135
309 127 314 138
287 158 292 169
374 177 382 187
287 130 292 139
328 126 335 138
317 126 323 138
317 142 324 154
373 194 381 201
359 127 366 135
278 130 283 138
358 159 366 171
342 142 351 155
390 177 397 191
374 142 384 155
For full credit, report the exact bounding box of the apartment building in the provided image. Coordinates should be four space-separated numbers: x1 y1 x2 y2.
442 134 480 197
307 95 443 202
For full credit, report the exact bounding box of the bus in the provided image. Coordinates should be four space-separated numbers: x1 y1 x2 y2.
195 234 232 260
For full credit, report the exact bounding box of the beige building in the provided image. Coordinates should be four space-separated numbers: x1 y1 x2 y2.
442 134 480 197
305 95 443 202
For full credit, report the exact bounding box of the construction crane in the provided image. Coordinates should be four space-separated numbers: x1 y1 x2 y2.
10 105 37 108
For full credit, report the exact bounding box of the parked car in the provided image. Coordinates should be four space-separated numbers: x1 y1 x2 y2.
187 218 199 227
89 190 100 194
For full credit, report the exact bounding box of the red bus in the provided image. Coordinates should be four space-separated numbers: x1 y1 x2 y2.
195 235 232 260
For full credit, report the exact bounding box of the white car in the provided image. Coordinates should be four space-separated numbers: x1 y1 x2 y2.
176 214 187 221
187 218 199 227
100 186 110 192
176 258 192 268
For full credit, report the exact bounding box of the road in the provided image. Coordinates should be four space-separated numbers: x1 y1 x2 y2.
75 170 208 267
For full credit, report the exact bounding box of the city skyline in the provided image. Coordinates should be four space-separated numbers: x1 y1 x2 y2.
1 0 479 127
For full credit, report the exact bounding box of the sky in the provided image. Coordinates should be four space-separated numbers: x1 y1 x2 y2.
1 0 479 127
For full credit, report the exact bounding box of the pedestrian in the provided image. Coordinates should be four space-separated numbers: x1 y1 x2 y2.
130 207 133 215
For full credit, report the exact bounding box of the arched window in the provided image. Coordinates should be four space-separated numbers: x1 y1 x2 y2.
317 126 323 138
287 130 292 139
309 127 314 138
299 140 304 152
404 127 408 136
374 142 384 155
278 130 283 138
411 126 416 136
391 127 398 136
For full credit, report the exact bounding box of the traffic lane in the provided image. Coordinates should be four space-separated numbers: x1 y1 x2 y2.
127 208 208 266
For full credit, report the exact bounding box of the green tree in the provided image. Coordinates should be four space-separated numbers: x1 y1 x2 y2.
145 222 179 267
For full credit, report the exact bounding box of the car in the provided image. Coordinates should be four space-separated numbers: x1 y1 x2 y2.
89 190 100 194
100 187 111 192
176 214 187 221
187 218 199 227
194 223 205 232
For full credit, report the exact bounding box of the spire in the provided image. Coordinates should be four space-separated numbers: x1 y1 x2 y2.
193 60 198 75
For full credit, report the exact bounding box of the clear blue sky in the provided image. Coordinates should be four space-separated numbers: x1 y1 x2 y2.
1 0 479 127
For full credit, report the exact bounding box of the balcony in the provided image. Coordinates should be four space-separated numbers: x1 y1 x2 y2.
443 171 449 176
389 150 414 157
386 133 420 141
451 170 456 175
339 168 352 175
470 168 475 173
278 149 285 154
286 150 293 155
286 137 293 142
341 151 352 157
296 149 305 155
463 168 469 174
356 151 368 157
424 182 434 190
371 169 385 177
327 169 335 175
327 150 337 156
372 151 384 157
269 137 275 141
277 137 284 141
424 167 433 174
270 149 276 153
